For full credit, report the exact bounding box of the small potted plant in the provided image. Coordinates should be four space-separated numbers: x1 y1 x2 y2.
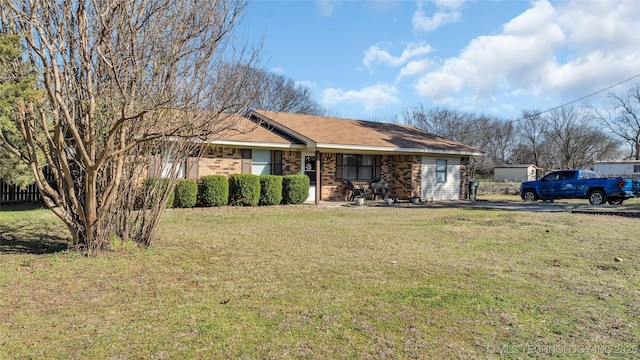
409 196 420 204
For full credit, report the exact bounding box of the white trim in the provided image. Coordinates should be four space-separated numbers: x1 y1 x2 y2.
317 143 483 156
208 140 305 150
302 152 316 202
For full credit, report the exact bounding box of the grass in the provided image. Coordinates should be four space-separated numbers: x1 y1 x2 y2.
1 203 639 359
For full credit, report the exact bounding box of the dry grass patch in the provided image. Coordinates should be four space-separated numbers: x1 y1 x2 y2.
1 204 639 359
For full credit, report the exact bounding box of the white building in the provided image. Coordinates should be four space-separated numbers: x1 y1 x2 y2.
493 164 542 182
594 161 640 178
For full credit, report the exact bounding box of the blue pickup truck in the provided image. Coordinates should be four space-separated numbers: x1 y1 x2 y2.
520 169 640 205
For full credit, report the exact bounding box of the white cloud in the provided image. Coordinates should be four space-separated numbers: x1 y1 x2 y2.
412 0 463 32
434 0 465 10
294 80 318 89
363 42 432 69
316 0 335 16
397 59 433 80
321 84 399 112
269 67 286 75
413 0 640 110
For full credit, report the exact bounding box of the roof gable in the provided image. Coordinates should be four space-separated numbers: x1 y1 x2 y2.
208 113 303 148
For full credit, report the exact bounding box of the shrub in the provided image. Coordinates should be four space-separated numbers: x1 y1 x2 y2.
229 174 260 206
282 174 309 204
259 175 283 206
173 179 198 208
198 175 229 207
142 178 175 209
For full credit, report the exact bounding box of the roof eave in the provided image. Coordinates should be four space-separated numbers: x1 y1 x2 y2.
316 143 484 156
208 140 306 150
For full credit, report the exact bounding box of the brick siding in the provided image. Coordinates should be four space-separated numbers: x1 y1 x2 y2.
199 147 243 177
194 148 466 201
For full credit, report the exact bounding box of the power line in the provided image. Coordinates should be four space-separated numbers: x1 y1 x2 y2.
528 73 640 119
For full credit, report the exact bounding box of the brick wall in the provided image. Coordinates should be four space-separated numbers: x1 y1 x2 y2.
199 147 243 177
198 147 302 178
195 149 464 201
281 151 301 175
411 156 422 199
381 155 418 200
459 156 470 200
317 154 420 201
319 153 349 201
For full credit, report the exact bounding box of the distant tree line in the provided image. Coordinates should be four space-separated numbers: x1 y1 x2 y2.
401 84 640 178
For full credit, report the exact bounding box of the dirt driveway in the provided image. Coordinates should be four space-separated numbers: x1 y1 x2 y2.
365 199 640 217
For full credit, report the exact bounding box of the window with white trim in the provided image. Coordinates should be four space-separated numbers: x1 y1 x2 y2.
436 159 447 183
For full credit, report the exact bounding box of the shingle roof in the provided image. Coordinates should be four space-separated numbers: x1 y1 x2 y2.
212 113 302 146
250 110 483 155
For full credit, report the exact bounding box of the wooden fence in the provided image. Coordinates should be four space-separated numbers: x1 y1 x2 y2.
0 167 54 203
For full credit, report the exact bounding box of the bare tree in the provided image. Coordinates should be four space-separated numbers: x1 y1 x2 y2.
248 68 325 115
402 105 476 144
402 105 493 177
0 0 259 254
592 83 640 160
475 115 517 166
516 109 547 167
544 106 619 169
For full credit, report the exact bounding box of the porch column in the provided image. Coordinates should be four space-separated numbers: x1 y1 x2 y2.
315 150 321 205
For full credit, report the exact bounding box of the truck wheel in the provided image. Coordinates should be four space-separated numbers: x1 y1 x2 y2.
588 190 606 205
608 199 624 205
522 190 537 202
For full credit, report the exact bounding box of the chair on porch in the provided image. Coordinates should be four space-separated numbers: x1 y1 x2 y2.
369 179 388 200
344 180 367 201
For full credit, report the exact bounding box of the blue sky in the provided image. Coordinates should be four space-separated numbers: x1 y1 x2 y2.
241 0 640 121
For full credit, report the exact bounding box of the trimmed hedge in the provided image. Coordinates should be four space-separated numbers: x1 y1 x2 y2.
143 178 175 209
198 175 229 207
282 174 310 204
173 179 198 208
229 174 260 206
259 175 283 206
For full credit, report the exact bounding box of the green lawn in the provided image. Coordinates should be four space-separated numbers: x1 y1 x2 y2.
1 203 639 359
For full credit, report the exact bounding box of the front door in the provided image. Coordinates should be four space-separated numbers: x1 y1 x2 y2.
303 153 316 202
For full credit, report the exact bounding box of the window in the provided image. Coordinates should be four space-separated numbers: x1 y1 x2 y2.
542 172 560 182
634 165 640 173
273 151 283 175
160 146 186 178
241 149 251 174
251 150 271 175
336 154 381 180
436 159 447 183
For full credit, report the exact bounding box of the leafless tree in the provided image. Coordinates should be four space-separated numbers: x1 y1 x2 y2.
247 68 325 115
543 106 619 169
0 0 259 254
403 105 476 144
592 83 640 160
515 109 547 167
475 115 517 166
403 105 482 176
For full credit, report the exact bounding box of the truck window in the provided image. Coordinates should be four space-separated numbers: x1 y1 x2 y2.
579 170 596 179
560 171 575 180
543 172 560 181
